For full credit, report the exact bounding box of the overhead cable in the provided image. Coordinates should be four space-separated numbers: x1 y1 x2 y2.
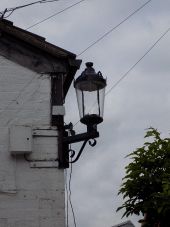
73 26 170 127
0 0 59 19
68 161 77 227
65 170 69 227
77 0 152 56
26 0 86 30
105 27 170 96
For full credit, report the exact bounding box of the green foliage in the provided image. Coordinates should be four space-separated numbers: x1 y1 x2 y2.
117 127 170 225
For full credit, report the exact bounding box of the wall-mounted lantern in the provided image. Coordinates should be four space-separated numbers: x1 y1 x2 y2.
74 62 106 126
63 62 107 166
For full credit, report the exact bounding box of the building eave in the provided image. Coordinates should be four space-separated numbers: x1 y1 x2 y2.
0 19 82 98
0 19 76 59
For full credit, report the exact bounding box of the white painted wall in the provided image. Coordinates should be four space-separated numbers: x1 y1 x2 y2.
0 56 65 227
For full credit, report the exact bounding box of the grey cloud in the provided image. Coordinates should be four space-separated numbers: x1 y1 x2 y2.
1 0 170 226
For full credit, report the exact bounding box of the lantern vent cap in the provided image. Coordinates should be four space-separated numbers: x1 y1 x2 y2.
86 62 93 68
74 62 106 91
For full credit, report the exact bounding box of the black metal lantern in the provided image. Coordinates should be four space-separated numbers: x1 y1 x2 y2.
62 62 107 167
74 62 106 126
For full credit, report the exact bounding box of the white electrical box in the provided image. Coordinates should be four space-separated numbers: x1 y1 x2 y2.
10 126 32 155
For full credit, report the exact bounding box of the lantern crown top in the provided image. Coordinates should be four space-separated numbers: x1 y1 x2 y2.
74 62 106 91
86 62 93 67
84 62 96 76
74 62 107 126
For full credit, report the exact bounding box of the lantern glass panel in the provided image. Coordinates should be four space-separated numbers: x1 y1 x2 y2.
75 79 106 124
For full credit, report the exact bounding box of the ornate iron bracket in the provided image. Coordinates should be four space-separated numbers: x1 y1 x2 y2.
63 123 99 165
68 138 97 163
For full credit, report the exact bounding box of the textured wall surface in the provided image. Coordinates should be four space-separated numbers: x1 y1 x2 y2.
0 56 65 227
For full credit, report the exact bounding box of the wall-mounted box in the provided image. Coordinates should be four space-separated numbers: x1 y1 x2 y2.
9 126 32 155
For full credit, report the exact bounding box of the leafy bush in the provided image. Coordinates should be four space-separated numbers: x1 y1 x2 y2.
117 128 170 226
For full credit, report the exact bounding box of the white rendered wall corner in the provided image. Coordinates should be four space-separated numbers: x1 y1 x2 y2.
0 56 65 227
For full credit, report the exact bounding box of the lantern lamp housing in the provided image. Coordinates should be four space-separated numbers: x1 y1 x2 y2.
74 62 106 126
61 62 107 167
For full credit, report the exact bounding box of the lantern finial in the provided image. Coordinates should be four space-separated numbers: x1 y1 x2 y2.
86 62 93 67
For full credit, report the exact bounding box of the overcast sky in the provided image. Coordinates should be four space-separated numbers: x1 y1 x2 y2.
1 0 170 226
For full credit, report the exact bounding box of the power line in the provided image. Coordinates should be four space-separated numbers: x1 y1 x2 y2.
73 26 170 127
0 0 59 19
65 170 69 227
77 0 152 56
105 27 170 96
26 0 86 30
68 161 77 227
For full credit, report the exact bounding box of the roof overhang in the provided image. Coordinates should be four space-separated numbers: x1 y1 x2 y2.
0 19 82 98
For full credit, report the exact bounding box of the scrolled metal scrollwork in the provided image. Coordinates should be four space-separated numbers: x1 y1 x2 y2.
88 139 97 147
68 138 97 164
68 149 75 159
69 140 88 163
